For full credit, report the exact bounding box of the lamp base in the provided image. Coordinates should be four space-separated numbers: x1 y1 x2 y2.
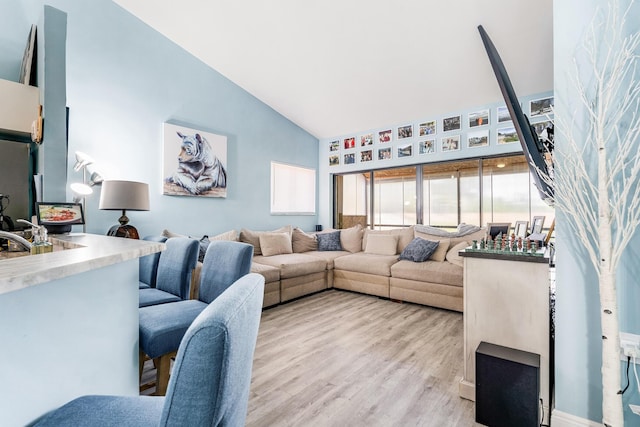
107 224 140 239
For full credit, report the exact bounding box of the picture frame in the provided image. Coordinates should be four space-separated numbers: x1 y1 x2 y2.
514 220 529 238
497 127 519 145
360 133 374 146
398 125 413 139
530 96 554 117
531 216 545 234
163 123 227 198
329 154 340 166
442 115 461 132
487 222 511 239
419 120 437 136
497 106 511 123
329 140 340 152
441 135 460 152
378 147 392 160
467 130 489 148
360 150 373 162
344 153 355 165
378 129 392 144
344 137 356 150
397 144 412 158
419 139 435 154
468 109 489 127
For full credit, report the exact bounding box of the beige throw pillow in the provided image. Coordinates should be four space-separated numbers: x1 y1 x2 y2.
162 229 187 238
259 232 293 257
239 226 292 256
429 237 450 262
364 234 398 255
209 229 238 242
446 241 469 267
340 224 364 253
292 227 318 253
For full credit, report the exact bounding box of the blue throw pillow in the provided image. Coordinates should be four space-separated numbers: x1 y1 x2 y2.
398 237 439 262
317 231 343 251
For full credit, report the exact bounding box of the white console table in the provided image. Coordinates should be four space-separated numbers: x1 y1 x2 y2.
458 249 551 424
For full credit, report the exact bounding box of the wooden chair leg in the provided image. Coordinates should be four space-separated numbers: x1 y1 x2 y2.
139 350 145 382
155 351 176 396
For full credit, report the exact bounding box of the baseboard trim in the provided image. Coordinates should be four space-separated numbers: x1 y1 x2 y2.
551 409 601 427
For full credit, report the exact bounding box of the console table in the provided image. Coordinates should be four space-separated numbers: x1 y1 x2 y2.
458 249 551 425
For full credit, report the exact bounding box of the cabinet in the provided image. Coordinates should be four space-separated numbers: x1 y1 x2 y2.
0 78 39 138
458 251 551 425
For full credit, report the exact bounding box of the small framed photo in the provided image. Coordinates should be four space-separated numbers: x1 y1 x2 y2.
344 153 356 165
379 129 392 143
344 137 356 150
398 144 412 158
468 130 489 148
530 96 554 117
441 135 460 151
378 147 392 160
531 216 545 234
329 140 340 152
468 109 489 127
360 133 374 146
360 150 373 162
497 127 519 145
398 125 413 139
514 221 529 238
329 155 340 166
443 115 461 132
497 106 511 123
419 120 437 136
419 139 435 154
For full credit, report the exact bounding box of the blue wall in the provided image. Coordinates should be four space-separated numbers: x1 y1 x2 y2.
0 0 319 237
554 0 640 423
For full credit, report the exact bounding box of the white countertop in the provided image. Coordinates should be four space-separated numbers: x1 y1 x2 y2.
0 233 164 296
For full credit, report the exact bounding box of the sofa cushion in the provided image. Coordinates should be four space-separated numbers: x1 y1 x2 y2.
317 231 343 251
250 262 281 283
253 253 327 279
209 229 238 242
398 237 439 262
239 226 292 256
391 259 463 287
292 227 318 253
362 226 414 253
414 231 450 262
162 229 187 238
340 224 364 253
333 253 399 277
446 241 469 267
259 232 293 256
364 234 398 255
305 250 350 269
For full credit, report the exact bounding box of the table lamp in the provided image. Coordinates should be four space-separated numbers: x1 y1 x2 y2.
98 180 150 239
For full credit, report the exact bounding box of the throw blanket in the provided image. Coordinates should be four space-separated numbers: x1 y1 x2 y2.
414 223 482 238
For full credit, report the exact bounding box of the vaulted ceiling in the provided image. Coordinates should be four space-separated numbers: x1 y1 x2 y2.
113 0 554 139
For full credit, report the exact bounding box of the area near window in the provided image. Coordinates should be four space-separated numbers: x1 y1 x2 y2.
270 162 316 215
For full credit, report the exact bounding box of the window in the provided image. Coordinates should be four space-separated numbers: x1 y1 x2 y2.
373 167 416 229
270 162 315 215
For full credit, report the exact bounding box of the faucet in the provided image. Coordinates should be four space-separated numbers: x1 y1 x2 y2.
0 230 32 251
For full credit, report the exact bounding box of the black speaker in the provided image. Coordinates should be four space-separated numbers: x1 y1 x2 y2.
475 341 540 427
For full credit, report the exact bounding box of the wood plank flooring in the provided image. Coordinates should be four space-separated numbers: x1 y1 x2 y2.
142 289 479 426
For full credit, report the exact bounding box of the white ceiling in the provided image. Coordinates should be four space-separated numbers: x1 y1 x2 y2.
113 0 554 140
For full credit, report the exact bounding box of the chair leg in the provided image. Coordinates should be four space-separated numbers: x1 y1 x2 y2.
155 351 176 396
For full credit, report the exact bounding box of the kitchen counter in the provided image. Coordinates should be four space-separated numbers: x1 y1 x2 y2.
0 233 163 426
0 233 164 295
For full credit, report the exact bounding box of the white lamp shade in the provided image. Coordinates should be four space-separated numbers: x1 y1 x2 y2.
99 180 150 211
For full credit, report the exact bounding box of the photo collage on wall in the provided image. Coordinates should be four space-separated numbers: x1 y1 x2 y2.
327 94 553 167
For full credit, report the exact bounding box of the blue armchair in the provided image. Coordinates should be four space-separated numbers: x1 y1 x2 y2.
138 236 168 289
139 237 199 307
34 272 265 427
139 240 254 395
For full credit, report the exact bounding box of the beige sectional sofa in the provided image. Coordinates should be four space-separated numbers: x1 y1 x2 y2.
163 224 485 312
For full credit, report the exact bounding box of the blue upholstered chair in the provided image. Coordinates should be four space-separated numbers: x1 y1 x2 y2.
139 240 254 395
139 237 199 308
34 272 265 427
138 236 168 289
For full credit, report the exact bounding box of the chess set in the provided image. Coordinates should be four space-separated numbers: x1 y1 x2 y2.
464 232 545 257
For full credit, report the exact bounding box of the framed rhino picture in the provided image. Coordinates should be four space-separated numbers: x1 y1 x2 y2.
163 123 227 197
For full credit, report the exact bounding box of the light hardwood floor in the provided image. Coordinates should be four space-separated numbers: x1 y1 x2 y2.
142 289 479 426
